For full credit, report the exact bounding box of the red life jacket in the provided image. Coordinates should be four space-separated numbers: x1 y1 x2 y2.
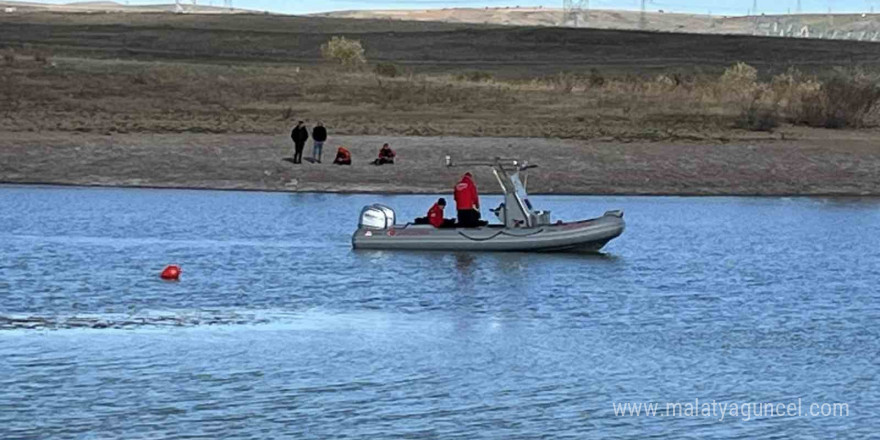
337 147 351 161
427 203 444 227
454 175 479 210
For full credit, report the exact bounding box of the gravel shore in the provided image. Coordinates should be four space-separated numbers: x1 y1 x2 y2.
2 130 879 196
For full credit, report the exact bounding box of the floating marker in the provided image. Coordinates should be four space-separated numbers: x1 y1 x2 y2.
160 265 181 280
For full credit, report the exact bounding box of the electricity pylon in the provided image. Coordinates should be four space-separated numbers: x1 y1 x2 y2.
562 0 589 27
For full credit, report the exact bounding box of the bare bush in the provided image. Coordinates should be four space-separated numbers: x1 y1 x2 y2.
320 36 366 69
718 62 782 131
455 71 493 82
719 62 759 101
770 68 820 121
588 68 605 88
374 62 400 78
734 97 779 131
33 50 51 65
547 71 580 93
654 74 678 89
2 50 14 65
797 69 880 128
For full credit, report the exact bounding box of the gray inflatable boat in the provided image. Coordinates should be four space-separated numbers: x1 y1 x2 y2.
351 157 624 253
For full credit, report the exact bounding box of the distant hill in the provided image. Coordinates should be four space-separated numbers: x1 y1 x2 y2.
0 0 248 13
316 7 880 40
3 2 879 41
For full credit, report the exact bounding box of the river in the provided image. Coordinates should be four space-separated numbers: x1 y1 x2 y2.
0 185 877 438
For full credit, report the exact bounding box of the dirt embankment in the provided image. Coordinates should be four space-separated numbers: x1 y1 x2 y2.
2 130 879 195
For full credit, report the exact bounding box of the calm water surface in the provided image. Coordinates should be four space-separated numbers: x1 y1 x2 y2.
0 185 878 439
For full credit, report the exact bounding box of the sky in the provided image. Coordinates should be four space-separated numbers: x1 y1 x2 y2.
13 0 880 16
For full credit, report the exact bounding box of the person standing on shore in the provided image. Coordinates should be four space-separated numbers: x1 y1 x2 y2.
312 122 327 163
290 121 309 164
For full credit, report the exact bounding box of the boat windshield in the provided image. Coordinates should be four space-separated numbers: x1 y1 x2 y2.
510 173 533 210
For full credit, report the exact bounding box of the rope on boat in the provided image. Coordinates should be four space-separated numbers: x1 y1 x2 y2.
457 228 545 242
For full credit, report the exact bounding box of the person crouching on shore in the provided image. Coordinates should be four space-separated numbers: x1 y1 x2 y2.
372 143 396 165
333 146 352 165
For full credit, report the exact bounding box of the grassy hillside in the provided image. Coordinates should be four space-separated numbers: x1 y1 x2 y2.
1 12 879 140
3 12 880 76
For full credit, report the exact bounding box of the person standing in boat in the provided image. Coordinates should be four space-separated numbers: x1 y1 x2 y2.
290 120 309 164
454 172 482 227
311 122 327 163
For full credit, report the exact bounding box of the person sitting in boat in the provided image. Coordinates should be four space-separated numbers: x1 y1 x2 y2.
428 198 456 228
372 143 396 165
414 198 454 227
333 146 352 165
454 172 485 227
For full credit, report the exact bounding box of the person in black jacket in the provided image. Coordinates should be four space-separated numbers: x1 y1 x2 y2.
312 122 327 163
290 121 309 164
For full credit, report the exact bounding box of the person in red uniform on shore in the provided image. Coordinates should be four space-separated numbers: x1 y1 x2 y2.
372 143 396 165
333 146 352 165
454 172 482 227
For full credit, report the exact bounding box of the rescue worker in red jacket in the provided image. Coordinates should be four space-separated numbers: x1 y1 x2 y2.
427 198 447 228
333 146 352 165
454 172 482 227
372 143 396 165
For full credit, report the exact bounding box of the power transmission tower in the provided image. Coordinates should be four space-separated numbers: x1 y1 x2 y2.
562 0 589 27
640 0 647 30
752 0 758 15
797 0 802 14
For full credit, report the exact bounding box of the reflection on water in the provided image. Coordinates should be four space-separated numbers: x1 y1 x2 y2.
1 186 878 439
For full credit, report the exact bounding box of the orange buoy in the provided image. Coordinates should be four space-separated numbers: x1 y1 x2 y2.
160 265 181 280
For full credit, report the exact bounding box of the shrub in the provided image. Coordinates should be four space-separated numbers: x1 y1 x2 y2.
33 50 50 65
720 62 758 101
455 71 493 82
548 71 579 93
654 74 677 88
1 51 14 65
797 69 880 128
588 68 605 88
320 36 366 69
374 62 400 78
770 68 820 120
735 98 779 131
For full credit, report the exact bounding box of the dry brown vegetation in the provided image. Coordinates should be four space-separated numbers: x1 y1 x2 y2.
2 12 880 141
2 47 879 140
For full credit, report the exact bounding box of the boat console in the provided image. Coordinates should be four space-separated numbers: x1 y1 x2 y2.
446 156 550 228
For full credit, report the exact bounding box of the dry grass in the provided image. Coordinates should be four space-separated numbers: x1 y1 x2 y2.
1 45 878 140
3 12 880 140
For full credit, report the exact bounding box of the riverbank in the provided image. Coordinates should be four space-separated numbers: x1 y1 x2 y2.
2 130 878 195
2 13 879 196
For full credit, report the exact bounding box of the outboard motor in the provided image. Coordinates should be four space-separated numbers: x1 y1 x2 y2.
359 204 396 229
